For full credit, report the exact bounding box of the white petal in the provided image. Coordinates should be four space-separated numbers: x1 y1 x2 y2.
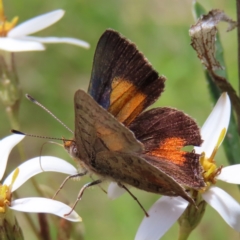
10 197 81 222
8 10 65 38
202 186 240 231
3 156 78 192
108 182 126 199
217 165 240 184
0 134 25 180
0 38 45 52
21 36 90 49
135 196 188 240
194 93 230 157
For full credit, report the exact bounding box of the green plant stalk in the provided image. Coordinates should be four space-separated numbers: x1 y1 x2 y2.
178 191 206 240
0 207 24 240
236 0 240 95
0 52 48 239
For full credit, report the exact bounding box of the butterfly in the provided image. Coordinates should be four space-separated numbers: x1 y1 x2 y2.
63 29 205 212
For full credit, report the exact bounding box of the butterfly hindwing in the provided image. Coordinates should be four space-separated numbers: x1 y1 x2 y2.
129 107 205 189
88 29 165 126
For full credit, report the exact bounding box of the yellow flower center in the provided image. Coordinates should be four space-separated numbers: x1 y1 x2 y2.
0 184 11 212
200 128 226 189
0 168 19 213
200 153 222 187
0 0 18 36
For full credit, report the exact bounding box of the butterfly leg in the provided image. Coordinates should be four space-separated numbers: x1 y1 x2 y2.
64 179 102 216
90 175 107 194
53 170 88 199
118 182 149 217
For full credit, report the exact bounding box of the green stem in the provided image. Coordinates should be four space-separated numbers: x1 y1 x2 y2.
178 191 206 240
0 52 48 239
5 104 27 161
0 207 24 240
178 227 191 240
236 0 240 95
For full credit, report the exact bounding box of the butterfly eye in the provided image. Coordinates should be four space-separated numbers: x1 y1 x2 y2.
73 147 77 154
73 147 78 154
69 145 78 158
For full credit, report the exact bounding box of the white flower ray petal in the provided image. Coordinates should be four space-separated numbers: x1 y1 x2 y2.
0 134 25 180
217 165 240 184
194 93 230 157
21 36 90 49
10 197 81 222
3 156 78 192
135 196 188 240
8 10 65 38
108 182 126 199
0 38 45 52
202 186 240 231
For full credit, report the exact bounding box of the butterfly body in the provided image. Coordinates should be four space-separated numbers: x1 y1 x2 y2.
65 29 205 204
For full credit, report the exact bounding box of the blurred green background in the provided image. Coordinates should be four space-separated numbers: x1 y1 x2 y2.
0 0 239 239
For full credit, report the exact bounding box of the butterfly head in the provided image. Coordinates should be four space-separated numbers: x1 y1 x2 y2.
63 138 79 159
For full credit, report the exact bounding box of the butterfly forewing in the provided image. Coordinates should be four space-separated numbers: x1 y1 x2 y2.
74 89 143 164
88 29 165 126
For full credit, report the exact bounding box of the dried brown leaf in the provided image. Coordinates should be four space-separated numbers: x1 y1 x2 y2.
189 9 237 70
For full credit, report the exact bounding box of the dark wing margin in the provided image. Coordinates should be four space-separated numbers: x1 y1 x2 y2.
95 151 194 203
88 29 165 126
130 107 205 189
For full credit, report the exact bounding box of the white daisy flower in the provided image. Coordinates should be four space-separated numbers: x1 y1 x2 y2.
0 134 81 222
0 0 89 52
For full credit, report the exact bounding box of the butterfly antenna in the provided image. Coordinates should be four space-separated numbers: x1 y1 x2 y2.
11 129 70 142
26 94 73 134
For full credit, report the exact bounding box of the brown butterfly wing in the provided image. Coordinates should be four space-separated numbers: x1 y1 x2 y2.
95 151 193 203
88 29 165 126
74 89 143 163
130 107 205 189
74 89 193 202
